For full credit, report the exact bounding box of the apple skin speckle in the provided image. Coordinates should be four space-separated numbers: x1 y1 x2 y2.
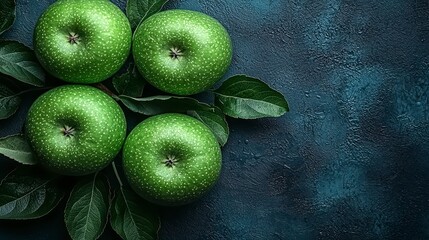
122 113 222 206
34 0 132 84
133 9 233 95
25 85 127 176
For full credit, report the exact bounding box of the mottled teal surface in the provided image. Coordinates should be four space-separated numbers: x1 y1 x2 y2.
1 0 429 239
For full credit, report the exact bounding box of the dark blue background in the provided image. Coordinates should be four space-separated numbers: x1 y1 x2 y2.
1 0 429 239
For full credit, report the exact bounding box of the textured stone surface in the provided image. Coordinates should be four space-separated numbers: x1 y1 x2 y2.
1 0 428 239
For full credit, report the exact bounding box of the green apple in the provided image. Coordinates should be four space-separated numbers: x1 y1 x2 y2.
122 113 222 206
133 9 233 95
34 0 132 84
25 85 126 176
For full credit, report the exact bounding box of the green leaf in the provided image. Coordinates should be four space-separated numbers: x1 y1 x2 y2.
118 95 214 115
188 107 229 146
0 134 36 165
110 187 160 240
214 75 289 119
127 0 169 29
64 173 110 240
0 0 16 35
0 167 64 219
0 82 21 119
112 64 145 98
0 40 45 87
119 95 229 145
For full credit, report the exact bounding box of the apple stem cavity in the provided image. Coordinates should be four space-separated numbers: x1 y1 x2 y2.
169 47 183 60
61 125 75 137
163 155 178 167
67 32 80 44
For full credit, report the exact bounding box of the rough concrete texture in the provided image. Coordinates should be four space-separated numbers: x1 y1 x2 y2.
0 0 428 239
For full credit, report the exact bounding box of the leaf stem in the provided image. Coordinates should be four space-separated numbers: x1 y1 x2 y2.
111 161 123 187
15 86 53 96
94 83 119 100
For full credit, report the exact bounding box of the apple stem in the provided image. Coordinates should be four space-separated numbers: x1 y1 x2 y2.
111 161 123 187
61 125 75 137
163 155 177 168
169 47 183 59
68 32 80 44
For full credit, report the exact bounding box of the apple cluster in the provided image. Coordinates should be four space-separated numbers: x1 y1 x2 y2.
27 0 233 206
